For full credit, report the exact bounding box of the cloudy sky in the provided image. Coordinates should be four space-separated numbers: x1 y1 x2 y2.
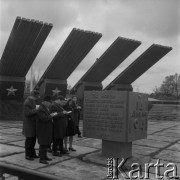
0 0 179 93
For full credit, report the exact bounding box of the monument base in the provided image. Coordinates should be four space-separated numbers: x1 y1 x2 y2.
102 140 132 158
0 100 23 121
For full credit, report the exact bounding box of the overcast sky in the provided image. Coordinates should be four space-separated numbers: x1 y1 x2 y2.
0 0 179 93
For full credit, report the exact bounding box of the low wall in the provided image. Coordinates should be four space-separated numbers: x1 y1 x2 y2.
148 104 180 121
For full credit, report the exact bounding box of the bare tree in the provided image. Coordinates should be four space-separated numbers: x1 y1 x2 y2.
152 73 180 99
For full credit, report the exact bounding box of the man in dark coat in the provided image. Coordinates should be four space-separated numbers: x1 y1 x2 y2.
23 90 40 160
37 95 57 164
51 95 69 156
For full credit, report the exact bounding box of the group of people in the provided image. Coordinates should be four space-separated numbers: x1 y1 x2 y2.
22 90 82 164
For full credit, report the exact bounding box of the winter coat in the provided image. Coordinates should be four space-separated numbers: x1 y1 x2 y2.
70 101 80 127
36 104 52 145
51 102 68 139
23 96 38 137
63 103 75 137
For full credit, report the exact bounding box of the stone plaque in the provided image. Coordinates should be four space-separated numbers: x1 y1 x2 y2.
127 92 148 141
83 91 148 142
83 91 128 142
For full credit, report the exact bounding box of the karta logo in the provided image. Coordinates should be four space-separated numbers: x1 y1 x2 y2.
107 158 179 179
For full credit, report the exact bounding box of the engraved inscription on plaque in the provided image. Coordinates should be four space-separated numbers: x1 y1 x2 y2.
127 93 148 141
83 90 148 142
83 91 128 142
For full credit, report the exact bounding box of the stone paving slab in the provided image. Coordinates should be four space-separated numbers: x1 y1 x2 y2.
147 130 159 135
166 144 180 151
147 135 180 142
152 122 180 126
0 128 22 133
38 158 107 180
148 126 169 130
155 150 180 163
170 126 180 130
82 151 106 166
8 140 39 149
7 140 26 147
0 144 24 157
0 129 22 136
153 132 180 138
132 145 159 156
73 138 101 149
0 123 22 128
148 121 159 124
0 135 25 143
0 152 71 170
133 139 170 148
82 151 151 168
154 123 179 127
0 126 13 130
0 119 180 180
163 129 180 134
65 144 98 157
72 136 86 142
8 139 99 151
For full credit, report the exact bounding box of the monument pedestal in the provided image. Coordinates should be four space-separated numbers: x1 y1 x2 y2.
102 140 132 159
38 78 67 97
76 81 103 98
75 81 103 106
0 76 25 121
0 76 25 100
83 90 148 164
0 100 23 121
109 84 133 91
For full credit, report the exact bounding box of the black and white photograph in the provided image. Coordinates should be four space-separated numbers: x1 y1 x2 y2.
0 0 179 179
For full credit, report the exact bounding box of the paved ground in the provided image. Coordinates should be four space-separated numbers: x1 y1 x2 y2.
0 120 180 180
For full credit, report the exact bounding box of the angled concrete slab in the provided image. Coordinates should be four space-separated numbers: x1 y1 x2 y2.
35 28 102 97
0 17 52 77
73 37 141 84
0 16 53 120
105 44 172 90
71 37 141 99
